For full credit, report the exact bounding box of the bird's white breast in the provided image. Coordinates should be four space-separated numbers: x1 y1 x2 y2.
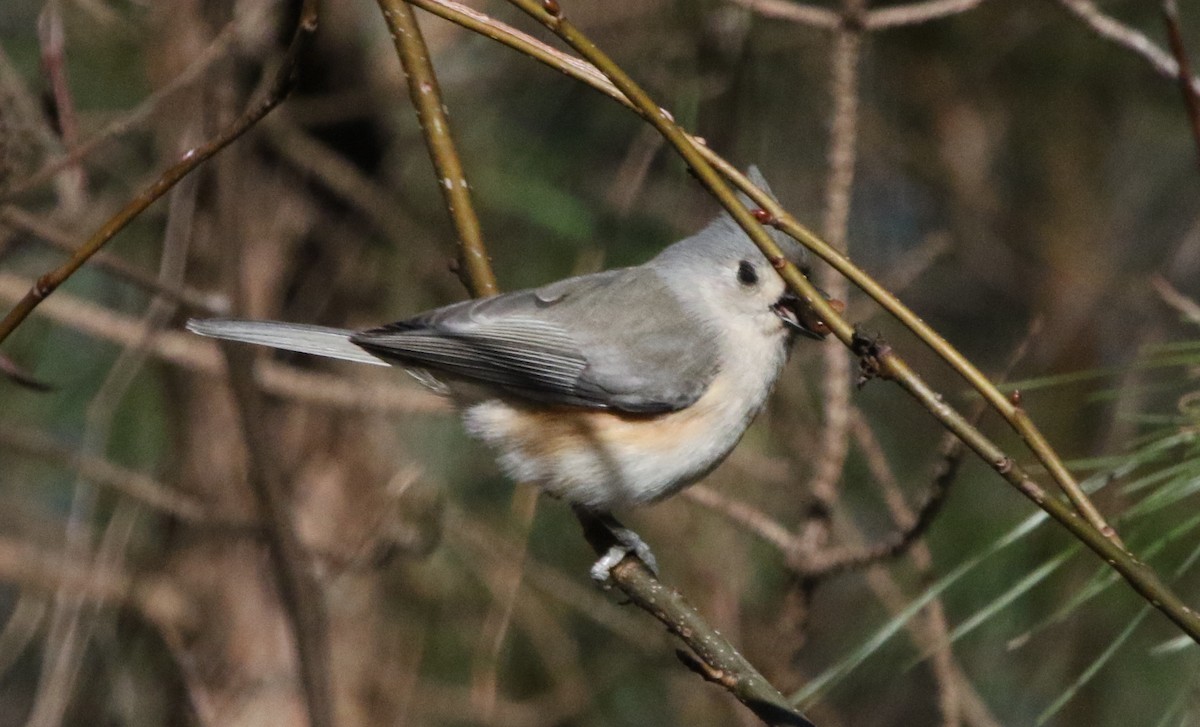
460 323 790 511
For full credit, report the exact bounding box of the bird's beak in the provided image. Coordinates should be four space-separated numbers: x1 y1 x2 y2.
772 289 845 340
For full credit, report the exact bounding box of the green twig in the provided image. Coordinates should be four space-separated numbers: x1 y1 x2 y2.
501 0 1200 647
377 0 498 297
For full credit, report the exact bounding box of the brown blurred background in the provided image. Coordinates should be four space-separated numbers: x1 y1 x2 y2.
1 0 1199 725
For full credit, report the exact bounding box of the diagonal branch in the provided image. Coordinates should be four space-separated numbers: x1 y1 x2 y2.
865 0 988 29
494 0 1200 645
402 0 1113 547
575 515 816 727
0 0 319 347
1053 0 1200 97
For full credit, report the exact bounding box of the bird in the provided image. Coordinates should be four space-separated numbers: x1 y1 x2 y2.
187 168 835 580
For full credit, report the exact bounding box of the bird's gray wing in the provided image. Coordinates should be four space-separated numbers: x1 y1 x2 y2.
349 267 719 412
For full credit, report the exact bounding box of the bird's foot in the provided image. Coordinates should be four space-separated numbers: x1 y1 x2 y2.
582 512 659 583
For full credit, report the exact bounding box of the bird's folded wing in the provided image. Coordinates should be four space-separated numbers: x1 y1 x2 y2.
350 268 719 413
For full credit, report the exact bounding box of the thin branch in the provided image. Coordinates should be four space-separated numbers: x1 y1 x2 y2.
0 206 228 313
799 414 953 580
726 0 840 29
1161 0 1200 167
0 0 319 346
806 5 862 514
406 0 628 102
730 0 988 30
3 15 244 199
1053 0 1200 96
1151 274 1200 326
865 0 988 29
0 426 206 522
36 0 86 212
379 0 498 297
0 535 191 630
0 271 448 414
684 484 799 554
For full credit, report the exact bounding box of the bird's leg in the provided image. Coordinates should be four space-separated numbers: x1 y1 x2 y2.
572 506 659 582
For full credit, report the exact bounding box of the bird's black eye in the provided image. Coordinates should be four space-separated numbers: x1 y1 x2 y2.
737 260 759 286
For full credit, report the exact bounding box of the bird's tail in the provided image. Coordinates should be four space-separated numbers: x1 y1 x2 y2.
186 318 388 366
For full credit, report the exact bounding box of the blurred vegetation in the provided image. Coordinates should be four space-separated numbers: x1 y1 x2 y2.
1 0 1200 725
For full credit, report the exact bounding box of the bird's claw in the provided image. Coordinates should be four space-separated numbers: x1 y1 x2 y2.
589 520 659 583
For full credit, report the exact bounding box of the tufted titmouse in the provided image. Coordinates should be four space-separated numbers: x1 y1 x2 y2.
188 168 836 579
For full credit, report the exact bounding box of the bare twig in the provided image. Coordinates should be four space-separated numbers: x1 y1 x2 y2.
797 480 950 579
1151 274 1200 326
36 0 86 213
726 0 840 29
1161 0 1200 167
4 15 244 199
730 0 988 30
806 2 862 514
0 426 206 522
0 206 227 313
0 535 190 629
865 0 987 29
1053 0 1200 97
576 512 815 727
684 484 798 554
380 0 498 297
